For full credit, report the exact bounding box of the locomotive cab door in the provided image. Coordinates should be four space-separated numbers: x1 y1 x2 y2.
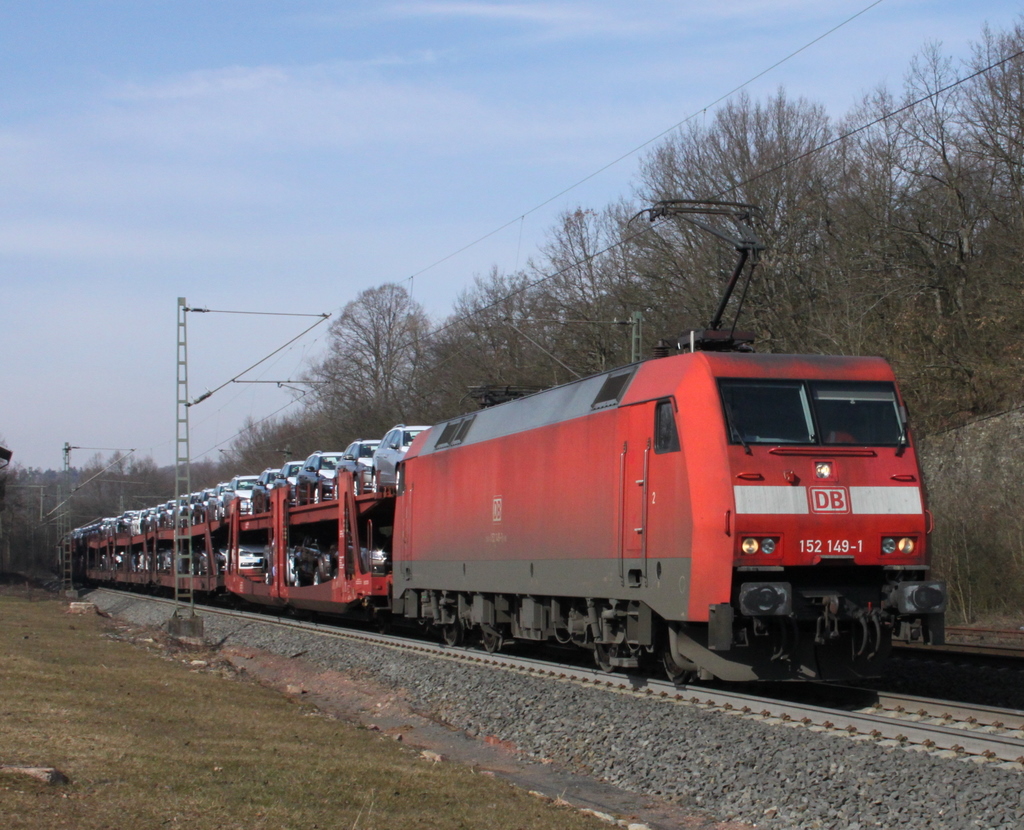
618 398 686 590
618 404 652 588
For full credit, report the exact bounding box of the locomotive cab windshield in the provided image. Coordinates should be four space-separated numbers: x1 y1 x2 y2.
720 379 904 446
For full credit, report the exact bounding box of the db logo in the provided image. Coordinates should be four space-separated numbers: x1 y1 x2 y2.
492 497 503 523
809 486 849 514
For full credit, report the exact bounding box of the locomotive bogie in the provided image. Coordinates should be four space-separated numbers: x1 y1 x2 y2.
400 587 656 669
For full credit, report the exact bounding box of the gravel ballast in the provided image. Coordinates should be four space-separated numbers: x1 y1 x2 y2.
89 592 1024 830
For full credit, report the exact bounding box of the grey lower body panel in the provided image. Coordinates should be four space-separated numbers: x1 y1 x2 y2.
394 556 691 622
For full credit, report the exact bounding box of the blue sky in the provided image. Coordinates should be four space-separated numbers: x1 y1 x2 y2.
1 0 1021 472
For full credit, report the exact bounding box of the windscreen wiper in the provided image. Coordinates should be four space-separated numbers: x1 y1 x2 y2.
895 405 908 457
724 400 752 455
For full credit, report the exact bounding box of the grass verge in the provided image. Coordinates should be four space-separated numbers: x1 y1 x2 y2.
0 594 607 830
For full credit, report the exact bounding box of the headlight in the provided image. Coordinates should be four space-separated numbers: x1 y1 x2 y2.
740 537 778 555
898 537 915 554
815 462 832 479
882 537 897 554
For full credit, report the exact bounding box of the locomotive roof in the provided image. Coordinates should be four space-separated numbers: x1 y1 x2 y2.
694 351 895 379
412 351 897 459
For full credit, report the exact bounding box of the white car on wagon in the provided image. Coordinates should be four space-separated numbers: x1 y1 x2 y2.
370 425 429 491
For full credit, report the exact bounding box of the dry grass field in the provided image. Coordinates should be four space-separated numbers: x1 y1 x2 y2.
0 593 610 830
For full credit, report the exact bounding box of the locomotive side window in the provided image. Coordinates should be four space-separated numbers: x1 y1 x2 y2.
592 368 635 409
719 381 815 445
654 400 680 453
452 415 475 444
811 381 902 446
434 415 476 449
435 421 460 448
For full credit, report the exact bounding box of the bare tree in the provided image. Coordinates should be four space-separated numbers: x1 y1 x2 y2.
304 283 432 445
225 412 310 475
635 90 842 353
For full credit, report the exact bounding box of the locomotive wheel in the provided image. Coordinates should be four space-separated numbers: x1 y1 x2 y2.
480 628 502 653
593 643 614 673
662 645 698 684
441 621 464 647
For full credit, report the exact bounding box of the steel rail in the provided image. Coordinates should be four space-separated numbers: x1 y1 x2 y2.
91 589 1024 767
853 689 1024 732
946 626 1024 642
751 684 1024 732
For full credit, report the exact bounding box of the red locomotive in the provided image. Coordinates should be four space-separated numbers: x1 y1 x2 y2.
393 349 945 681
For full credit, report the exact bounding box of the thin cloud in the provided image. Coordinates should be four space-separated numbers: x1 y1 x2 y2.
386 0 846 38
96 64 497 152
84 59 650 160
388 1 660 38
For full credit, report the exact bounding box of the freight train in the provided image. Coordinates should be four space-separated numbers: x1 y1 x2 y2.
72 344 946 682
71 202 947 682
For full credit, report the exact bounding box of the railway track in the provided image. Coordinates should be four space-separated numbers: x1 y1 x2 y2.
946 625 1024 645
91 588 1024 770
893 626 1024 667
